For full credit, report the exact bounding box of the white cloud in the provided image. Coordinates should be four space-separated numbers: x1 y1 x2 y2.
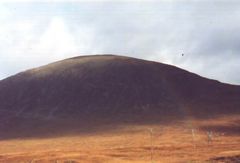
0 4 11 20
30 17 78 60
0 1 240 85
0 12 96 78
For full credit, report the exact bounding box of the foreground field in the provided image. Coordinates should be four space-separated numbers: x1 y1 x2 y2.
0 116 239 163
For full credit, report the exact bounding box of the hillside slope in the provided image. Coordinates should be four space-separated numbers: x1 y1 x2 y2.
0 55 239 138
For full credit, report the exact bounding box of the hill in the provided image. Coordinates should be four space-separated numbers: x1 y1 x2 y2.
0 55 239 139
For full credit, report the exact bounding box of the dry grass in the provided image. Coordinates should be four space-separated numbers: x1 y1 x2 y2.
0 116 239 163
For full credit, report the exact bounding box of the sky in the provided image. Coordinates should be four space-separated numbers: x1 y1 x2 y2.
0 0 240 85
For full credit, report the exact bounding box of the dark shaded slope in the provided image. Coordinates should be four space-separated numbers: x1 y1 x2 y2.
0 55 239 138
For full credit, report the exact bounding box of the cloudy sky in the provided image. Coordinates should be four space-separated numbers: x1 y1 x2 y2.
0 0 240 84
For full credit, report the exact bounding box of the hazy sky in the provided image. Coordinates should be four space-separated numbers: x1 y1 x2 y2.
0 0 240 85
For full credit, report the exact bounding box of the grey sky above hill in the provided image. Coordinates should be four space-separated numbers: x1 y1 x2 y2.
0 0 240 84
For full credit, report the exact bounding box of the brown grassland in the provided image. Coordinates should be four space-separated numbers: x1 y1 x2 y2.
0 115 239 163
